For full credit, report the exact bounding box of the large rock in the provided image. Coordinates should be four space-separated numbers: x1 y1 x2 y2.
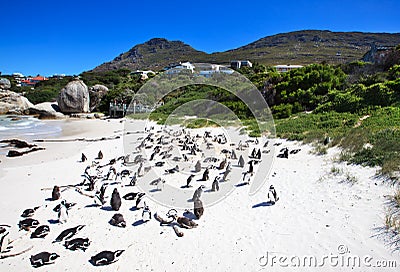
57 80 90 113
89 84 108 112
28 102 65 119
0 90 34 114
0 78 11 90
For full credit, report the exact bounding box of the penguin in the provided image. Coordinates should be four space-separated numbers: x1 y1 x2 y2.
81 153 87 162
122 192 138 200
174 216 198 229
53 225 85 243
97 150 103 160
21 206 40 218
268 185 279 203
231 149 237 160
155 161 165 167
110 213 126 228
52 186 61 201
58 200 68 224
90 250 125 266
53 201 76 212
201 168 209 181
110 188 122 211
18 218 39 231
250 148 256 158
186 174 195 187
96 184 107 206
222 168 231 182
136 193 146 208
31 225 50 239
142 202 151 222
192 185 205 201
194 160 202 172
30 252 60 268
129 173 137 186
248 160 254 174
238 155 245 168
218 159 227 170
64 238 91 251
194 198 204 219
212 176 220 192
0 226 10 253
256 149 262 160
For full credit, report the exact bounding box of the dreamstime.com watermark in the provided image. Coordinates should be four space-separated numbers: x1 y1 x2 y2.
258 245 397 269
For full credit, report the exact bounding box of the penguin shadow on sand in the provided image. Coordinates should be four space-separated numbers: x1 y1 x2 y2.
183 210 197 220
47 219 60 224
252 201 276 208
132 219 147 227
100 206 114 211
129 206 139 212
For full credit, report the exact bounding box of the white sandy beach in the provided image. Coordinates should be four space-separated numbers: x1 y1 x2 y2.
0 118 399 271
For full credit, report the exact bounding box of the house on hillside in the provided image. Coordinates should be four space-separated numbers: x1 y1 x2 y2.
230 60 253 69
164 62 195 74
274 64 303 73
131 70 156 80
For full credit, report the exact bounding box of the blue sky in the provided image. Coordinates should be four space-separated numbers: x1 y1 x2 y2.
0 0 399 76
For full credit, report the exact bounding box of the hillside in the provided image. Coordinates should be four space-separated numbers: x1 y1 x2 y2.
92 30 400 72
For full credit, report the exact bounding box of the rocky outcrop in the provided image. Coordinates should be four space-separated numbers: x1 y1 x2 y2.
28 102 65 119
0 90 34 114
89 84 108 112
0 78 11 90
57 80 90 113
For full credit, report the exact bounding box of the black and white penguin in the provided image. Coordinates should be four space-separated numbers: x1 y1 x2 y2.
53 225 85 243
53 200 76 212
129 173 137 186
256 149 262 160
64 238 91 251
155 161 165 167
97 150 103 160
211 177 220 192
186 174 195 187
90 250 125 266
30 225 50 239
136 193 146 208
201 168 209 181
248 160 254 174
122 192 138 200
238 155 245 168
18 218 39 231
21 206 40 218
95 184 107 206
110 188 122 211
57 200 68 224
109 213 126 228
30 252 60 268
192 185 205 201
268 185 279 203
142 202 151 222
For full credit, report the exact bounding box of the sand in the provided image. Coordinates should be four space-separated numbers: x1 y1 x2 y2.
0 118 399 271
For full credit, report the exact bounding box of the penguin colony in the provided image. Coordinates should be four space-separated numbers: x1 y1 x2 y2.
0 124 300 268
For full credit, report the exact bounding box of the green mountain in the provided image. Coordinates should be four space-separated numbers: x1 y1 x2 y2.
92 30 400 72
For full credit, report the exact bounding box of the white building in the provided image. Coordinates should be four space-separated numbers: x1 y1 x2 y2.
230 60 253 69
274 64 303 73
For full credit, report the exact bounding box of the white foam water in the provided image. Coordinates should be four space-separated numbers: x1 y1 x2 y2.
0 115 62 154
